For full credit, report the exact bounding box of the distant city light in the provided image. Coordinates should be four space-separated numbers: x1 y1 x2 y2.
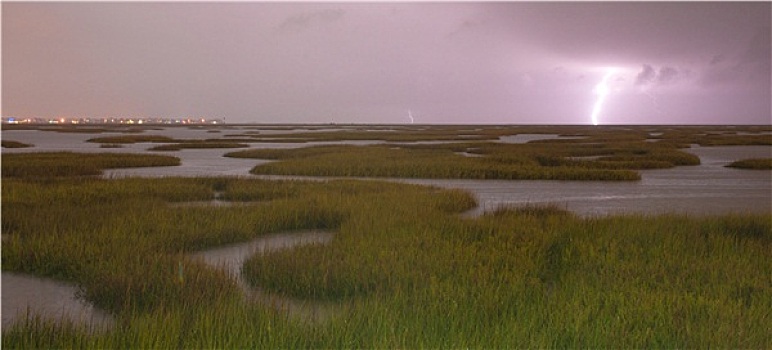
1 116 224 125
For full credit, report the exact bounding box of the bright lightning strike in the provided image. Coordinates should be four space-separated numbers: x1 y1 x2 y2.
590 68 616 126
408 110 415 124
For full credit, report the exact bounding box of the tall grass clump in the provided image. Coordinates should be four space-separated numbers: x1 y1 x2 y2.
148 142 249 151
1 140 33 148
227 144 642 181
726 158 772 170
86 135 175 144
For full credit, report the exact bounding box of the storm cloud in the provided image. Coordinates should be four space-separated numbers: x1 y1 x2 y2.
2 2 770 124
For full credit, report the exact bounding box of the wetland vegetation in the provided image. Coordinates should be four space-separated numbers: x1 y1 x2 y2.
224 135 709 181
147 142 251 152
1 140 33 148
726 158 772 170
1 165 770 347
2 125 771 347
1 152 180 178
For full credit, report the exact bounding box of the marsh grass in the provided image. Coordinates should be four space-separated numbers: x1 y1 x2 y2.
1 152 180 178
226 142 705 180
86 135 175 144
222 126 752 181
244 203 770 347
2 175 770 347
726 158 772 170
227 124 771 147
1 140 33 148
148 142 250 151
231 129 499 143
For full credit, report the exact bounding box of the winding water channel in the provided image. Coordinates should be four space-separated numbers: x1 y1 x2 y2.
189 230 338 322
2 126 770 328
1 231 336 328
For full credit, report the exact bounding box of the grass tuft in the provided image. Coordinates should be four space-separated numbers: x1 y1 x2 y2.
725 158 772 170
2 140 33 148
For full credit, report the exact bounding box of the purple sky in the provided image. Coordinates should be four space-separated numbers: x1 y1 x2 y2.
2 2 770 124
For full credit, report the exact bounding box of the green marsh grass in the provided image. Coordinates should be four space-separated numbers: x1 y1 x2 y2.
225 142 706 180
223 125 768 181
726 158 772 170
1 152 180 178
1 140 33 148
2 175 770 347
243 204 770 347
86 135 175 144
148 142 250 151
227 124 769 147
230 129 498 143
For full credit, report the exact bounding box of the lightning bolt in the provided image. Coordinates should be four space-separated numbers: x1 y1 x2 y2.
408 110 415 124
590 68 616 126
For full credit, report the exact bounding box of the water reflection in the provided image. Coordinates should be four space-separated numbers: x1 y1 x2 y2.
1 272 114 330
498 134 584 143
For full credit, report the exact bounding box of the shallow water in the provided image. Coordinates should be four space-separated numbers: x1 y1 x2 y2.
4 128 770 216
1 272 114 330
402 145 772 217
0 232 336 330
249 146 772 217
498 134 584 143
189 231 338 322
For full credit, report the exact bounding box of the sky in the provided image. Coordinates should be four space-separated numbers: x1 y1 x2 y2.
2 1 770 125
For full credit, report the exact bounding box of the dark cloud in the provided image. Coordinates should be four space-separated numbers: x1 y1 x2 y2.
635 65 656 86
699 25 771 89
740 25 772 84
657 67 680 84
447 18 484 38
276 9 345 34
635 65 691 86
